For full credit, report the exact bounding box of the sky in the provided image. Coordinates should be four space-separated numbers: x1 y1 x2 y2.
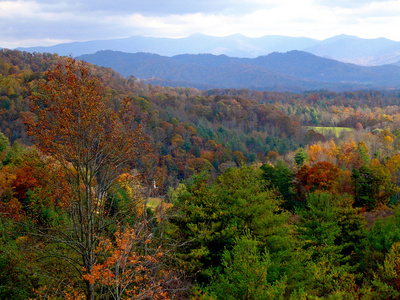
1 0 400 48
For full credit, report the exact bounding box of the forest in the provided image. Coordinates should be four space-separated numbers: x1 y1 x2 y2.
2 49 400 299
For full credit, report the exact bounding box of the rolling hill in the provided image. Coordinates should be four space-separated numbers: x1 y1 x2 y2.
79 50 400 92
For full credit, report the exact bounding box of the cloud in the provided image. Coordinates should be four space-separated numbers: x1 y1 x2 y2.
0 0 280 47
118 0 328 38
1 0 400 48
351 0 400 17
3 0 275 15
314 0 393 8
0 0 130 46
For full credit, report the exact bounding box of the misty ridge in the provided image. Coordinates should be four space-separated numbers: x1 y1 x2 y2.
16 33 400 66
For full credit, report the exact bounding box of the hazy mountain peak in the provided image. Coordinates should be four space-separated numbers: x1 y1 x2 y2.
13 33 400 66
324 34 358 42
306 34 400 65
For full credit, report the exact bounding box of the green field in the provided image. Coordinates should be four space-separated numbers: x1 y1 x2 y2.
304 126 354 138
147 197 163 210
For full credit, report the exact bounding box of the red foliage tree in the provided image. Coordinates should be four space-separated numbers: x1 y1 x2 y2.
295 161 343 201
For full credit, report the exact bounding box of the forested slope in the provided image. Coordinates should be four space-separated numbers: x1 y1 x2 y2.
2 49 400 299
79 50 400 91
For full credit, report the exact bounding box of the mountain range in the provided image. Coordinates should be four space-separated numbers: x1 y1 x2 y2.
78 50 400 92
16 33 400 66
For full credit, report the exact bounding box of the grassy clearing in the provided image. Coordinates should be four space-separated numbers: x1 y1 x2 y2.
147 197 163 210
304 126 354 138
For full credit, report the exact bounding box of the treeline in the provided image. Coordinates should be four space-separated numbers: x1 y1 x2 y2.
2 49 400 192
2 50 400 298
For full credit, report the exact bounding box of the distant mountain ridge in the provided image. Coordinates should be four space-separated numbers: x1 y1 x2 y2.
305 34 400 66
78 50 400 92
16 34 319 59
15 33 400 66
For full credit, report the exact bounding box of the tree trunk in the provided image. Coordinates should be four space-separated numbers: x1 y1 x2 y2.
86 280 94 300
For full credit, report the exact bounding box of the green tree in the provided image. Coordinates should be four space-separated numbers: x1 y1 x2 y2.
367 205 400 257
295 148 308 167
297 192 343 262
371 242 400 299
296 192 365 298
167 166 291 282
261 160 297 210
352 159 399 210
0 218 39 299
357 141 370 165
205 233 286 300
0 131 10 161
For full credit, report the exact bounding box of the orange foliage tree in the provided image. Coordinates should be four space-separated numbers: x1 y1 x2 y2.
82 224 173 300
305 161 341 192
295 161 346 201
0 165 21 220
11 152 66 224
26 58 149 300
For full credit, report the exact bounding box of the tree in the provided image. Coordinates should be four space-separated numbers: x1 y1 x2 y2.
294 161 345 201
233 150 246 166
294 148 308 167
0 131 10 161
167 166 291 282
296 192 365 298
305 161 341 193
204 233 286 300
357 141 370 165
307 144 323 164
371 242 400 299
26 58 149 299
261 160 297 210
82 225 173 300
352 159 399 210
297 192 342 261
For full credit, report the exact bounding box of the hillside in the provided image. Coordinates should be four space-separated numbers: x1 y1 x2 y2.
4 49 400 299
79 50 400 91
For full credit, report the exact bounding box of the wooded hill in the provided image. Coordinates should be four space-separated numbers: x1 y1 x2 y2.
79 50 400 92
3 49 400 299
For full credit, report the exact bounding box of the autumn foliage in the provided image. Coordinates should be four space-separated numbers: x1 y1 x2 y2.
83 225 172 300
4 50 400 299
25 58 153 299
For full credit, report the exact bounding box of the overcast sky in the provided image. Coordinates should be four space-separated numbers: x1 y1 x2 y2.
1 0 400 48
